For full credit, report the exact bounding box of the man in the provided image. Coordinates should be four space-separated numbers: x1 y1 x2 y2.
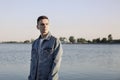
28 15 63 80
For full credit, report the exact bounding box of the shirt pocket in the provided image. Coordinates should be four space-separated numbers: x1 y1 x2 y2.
43 48 53 58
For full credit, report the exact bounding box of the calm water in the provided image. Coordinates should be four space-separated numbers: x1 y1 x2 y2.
0 43 120 80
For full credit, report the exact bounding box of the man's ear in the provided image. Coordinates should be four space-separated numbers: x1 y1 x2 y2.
36 25 39 30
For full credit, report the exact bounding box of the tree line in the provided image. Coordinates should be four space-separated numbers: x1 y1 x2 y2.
1 34 120 44
59 34 120 44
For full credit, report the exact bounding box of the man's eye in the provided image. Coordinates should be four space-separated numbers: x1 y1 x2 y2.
40 23 48 26
40 23 44 26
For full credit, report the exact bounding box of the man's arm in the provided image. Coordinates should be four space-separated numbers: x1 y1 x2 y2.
28 40 38 80
48 39 63 80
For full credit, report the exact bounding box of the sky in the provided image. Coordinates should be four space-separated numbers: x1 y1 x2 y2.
0 0 120 42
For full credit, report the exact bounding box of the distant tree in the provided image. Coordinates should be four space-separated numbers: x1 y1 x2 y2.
96 38 100 43
59 37 66 42
77 38 86 43
87 40 92 43
24 40 30 43
108 34 113 42
59 37 67 43
92 39 96 43
92 38 100 43
101 37 107 43
77 38 81 43
69 36 76 43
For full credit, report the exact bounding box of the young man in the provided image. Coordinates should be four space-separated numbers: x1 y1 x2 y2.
28 16 63 80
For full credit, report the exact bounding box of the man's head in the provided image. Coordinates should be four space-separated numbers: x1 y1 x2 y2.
37 16 49 37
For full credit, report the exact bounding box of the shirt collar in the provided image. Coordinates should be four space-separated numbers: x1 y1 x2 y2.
39 32 51 40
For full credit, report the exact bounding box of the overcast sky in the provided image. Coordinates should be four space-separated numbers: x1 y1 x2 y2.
0 0 120 42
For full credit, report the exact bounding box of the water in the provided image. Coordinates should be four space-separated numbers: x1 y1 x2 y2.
0 43 120 80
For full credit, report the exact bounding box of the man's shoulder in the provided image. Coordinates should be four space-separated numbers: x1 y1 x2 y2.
32 38 39 47
50 35 61 46
51 35 57 40
51 35 60 42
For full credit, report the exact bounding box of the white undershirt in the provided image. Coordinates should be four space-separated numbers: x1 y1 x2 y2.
40 38 44 47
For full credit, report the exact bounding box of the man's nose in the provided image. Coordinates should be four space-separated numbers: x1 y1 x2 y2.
43 24 47 27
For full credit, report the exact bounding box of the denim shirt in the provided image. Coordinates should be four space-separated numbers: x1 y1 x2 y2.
28 32 63 80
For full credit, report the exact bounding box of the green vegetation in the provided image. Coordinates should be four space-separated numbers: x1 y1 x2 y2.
59 34 120 44
69 36 76 43
1 39 34 44
1 34 120 44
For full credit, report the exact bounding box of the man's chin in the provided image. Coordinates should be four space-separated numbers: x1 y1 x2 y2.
42 32 48 35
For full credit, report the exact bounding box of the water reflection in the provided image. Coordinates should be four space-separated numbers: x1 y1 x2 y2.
0 44 120 80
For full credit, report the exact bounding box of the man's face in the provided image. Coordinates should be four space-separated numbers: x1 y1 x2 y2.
37 19 49 36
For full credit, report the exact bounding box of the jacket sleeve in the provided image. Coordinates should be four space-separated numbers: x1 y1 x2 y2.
28 41 37 80
48 39 63 80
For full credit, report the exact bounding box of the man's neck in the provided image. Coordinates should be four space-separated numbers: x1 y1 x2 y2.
41 33 48 39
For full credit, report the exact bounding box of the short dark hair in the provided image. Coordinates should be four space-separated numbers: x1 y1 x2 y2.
37 15 49 24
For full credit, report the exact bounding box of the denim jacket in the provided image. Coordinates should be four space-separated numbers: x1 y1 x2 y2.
28 32 63 80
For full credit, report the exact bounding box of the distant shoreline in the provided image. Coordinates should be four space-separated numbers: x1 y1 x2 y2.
0 42 120 44
1 34 120 44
